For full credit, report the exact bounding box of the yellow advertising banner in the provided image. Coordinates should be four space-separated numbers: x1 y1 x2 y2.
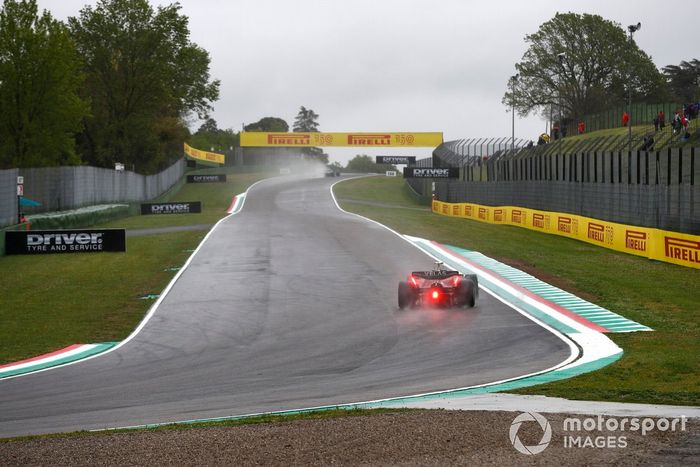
184 143 225 165
431 200 700 269
656 231 700 268
240 132 443 148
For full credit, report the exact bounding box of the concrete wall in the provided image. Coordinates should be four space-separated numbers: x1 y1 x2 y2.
1 159 185 226
431 146 700 234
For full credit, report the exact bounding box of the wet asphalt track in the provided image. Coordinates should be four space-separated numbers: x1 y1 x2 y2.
0 174 571 437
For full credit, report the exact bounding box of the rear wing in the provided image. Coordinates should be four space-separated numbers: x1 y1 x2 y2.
411 270 460 279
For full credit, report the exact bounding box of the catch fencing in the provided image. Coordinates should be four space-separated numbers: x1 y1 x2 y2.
575 102 685 135
0 159 185 227
428 143 700 234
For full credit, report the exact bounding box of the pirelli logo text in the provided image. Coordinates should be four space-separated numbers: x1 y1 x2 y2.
465 205 473 217
267 134 310 145
347 134 391 146
452 205 460 216
432 201 439 212
183 143 225 164
190 148 218 162
533 213 545 229
558 216 573 234
511 210 523 224
665 237 700 264
588 223 605 243
442 204 449 215
494 209 504 222
478 208 488 221
625 230 648 252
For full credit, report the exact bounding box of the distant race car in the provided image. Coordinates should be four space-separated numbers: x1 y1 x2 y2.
398 262 478 309
324 166 341 177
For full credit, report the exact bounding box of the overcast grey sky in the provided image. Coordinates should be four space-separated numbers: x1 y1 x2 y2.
39 0 700 164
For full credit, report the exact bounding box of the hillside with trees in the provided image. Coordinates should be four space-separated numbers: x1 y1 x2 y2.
0 0 88 169
502 12 698 134
0 0 219 172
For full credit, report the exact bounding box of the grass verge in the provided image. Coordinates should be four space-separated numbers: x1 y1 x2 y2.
334 176 700 406
0 171 274 364
99 170 269 230
0 231 204 365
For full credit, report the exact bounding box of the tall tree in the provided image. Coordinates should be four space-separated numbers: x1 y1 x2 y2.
503 13 667 123
244 117 289 132
189 117 239 153
197 117 219 134
292 106 327 163
292 106 319 132
662 59 700 102
69 0 219 173
0 0 88 169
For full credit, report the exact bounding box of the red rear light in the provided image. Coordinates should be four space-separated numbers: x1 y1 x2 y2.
431 289 440 300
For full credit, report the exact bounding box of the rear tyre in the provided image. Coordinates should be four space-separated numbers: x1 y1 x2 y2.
398 281 412 309
457 279 476 308
466 274 479 301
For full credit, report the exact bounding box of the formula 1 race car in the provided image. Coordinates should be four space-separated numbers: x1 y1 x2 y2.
324 165 341 177
398 262 478 309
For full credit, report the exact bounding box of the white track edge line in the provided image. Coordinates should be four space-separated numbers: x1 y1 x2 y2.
0 176 273 381
329 177 581 389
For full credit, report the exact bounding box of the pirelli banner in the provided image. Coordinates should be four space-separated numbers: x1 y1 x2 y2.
5 229 126 255
184 143 225 165
431 200 700 270
240 132 443 148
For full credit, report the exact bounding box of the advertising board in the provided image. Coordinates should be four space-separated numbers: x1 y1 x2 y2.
5 229 126 255
183 143 225 165
140 202 202 215
403 167 459 178
430 200 700 269
186 174 226 183
376 156 417 165
241 132 443 147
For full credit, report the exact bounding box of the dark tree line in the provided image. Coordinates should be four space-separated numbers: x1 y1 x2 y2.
0 0 219 172
0 0 87 168
191 108 328 164
189 118 239 154
345 155 396 173
662 60 700 103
